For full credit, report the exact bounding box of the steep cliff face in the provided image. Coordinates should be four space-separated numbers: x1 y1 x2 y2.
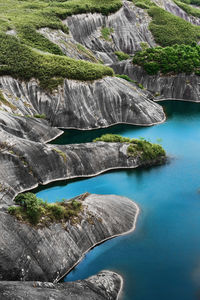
66 0 155 63
112 60 200 101
0 194 138 282
0 76 165 129
0 271 122 300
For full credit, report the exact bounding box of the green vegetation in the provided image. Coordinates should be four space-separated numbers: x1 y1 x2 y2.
52 147 67 162
34 113 46 119
133 43 200 75
133 0 200 46
0 34 114 91
0 0 122 90
115 51 130 61
8 192 82 226
177 0 200 6
76 44 100 63
116 74 134 82
0 91 17 110
174 0 200 18
93 134 166 161
101 26 114 41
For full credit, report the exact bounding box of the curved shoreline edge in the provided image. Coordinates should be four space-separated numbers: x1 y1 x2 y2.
55 199 140 283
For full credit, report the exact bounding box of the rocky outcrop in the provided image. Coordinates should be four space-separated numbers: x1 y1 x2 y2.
0 271 122 300
0 130 166 206
0 193 138 282
0 111 62 142
0 76 165 129
111 60 200 101
65 0 155 63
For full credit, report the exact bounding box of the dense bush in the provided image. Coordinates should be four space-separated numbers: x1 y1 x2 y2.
93 134 166 161
115 51 130 61
132 43 200 75
173 0 200 17
8 192 82 226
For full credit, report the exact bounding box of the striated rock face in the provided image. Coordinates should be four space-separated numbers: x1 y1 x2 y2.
0 111 62 142
111 60 200 101
65 0 155 63
0 76 165 129
0 193 138 282
0 271 122 300
0 130 165 206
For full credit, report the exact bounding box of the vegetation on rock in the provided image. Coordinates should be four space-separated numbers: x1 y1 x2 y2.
133 43 200 75
115 51 130 61
93 134 166 161
133 0 200 46
101 26 114 41
0 34 114 91
8 192 82 226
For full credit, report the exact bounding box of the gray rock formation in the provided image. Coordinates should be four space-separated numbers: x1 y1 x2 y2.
0 111 62 142
0 271 122 300
65 1 155 63
111 60 200 101
0 76 165 129
0 130 165 206
0 193 138 282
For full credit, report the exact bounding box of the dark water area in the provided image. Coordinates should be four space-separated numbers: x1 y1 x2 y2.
37 101 200 300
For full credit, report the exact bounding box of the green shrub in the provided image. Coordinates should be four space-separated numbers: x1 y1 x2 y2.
93 134 131 143
133 43 200 75
148 6 200 46
34 114 46 119
115 74 134 82
93 134 166 161
115 51 130 61
9 192 82 226
133 0 200 46
135 2 150 9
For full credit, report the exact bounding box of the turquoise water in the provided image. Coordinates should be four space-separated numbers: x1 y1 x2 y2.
36 101 200 300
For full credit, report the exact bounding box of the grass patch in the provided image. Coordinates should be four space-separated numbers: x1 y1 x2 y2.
52 147 67 162
177 0 200 6
93 134 166 161
173 0 200 17
34 113 46 119
8 192 82 226
116 74 134 82
101 26 114 41
133 0 200 46
133 43 200 75
115 51 130 60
